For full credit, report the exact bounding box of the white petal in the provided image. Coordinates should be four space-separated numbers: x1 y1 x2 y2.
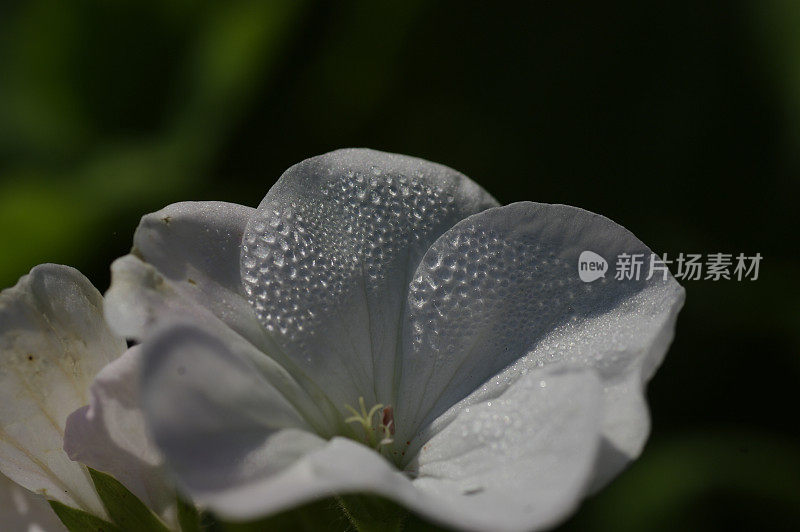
139 323 322 499
106 201 265 347
0 472 65 532
408 369 604 532
180 371 602 532
105 255 337 435
198 437 419 521
0 264 123 516
63 346 176 526
396 202 684 473
241 148 498 412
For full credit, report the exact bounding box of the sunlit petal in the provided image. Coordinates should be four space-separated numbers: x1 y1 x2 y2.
0 265 123 516
408 369 603 532
105 201 264 347
241 148 498 413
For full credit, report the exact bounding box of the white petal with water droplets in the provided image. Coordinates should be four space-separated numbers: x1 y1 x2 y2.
408 369 603 532
414 283 682 491
0 265 124 516
241 148 498 413
396 202 684 481
63 346 176 527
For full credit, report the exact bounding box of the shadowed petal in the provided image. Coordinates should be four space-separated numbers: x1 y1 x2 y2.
63 346 176 527
139 324 323 500
195 437 418 521
105 254 336 435
0 472 65 532
0 265 123 517
105 200 339 434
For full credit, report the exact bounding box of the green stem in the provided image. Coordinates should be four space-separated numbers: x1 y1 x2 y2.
337 494 409 532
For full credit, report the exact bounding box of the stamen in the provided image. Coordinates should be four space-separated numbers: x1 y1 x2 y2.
343 397 395 450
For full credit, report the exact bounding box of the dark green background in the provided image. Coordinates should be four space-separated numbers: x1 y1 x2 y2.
1 1 798 530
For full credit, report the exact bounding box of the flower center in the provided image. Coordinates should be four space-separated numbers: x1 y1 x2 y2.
343 397 395 451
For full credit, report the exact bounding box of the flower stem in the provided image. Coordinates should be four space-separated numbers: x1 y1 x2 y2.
337 494 408 532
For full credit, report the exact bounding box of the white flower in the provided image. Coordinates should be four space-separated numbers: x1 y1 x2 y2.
0 264 178 530
104 149 685 531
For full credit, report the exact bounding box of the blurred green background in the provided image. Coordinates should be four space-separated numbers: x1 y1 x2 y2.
1 1 798 530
